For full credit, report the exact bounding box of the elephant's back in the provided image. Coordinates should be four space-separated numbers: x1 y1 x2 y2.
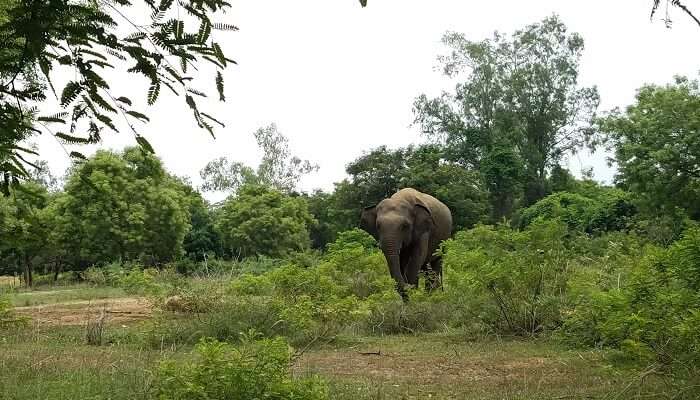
394 188 452 239
419 193 452 239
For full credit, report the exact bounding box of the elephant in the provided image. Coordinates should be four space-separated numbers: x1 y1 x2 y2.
360 188 452 299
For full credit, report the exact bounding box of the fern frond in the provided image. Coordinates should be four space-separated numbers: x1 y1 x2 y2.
148 81 161 105
61 82 84 106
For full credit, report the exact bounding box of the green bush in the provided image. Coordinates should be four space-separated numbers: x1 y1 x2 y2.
0 295 28 328
443 221 574 335
519 190 635 234
562 227 700 368
154 335 328 400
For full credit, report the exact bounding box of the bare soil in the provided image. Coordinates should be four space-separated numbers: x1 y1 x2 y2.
14 297 152 326
296 349 563 386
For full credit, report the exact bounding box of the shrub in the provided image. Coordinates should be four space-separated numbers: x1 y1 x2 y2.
0 295 28 329
562 227 700 369
154 335 328 400
443 221 574 335
519 190 636 234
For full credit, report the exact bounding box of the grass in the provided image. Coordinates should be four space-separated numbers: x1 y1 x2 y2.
0 325 158 400
296 334 672 400
0 323 680 400
4 284 127 307
0 283 691 400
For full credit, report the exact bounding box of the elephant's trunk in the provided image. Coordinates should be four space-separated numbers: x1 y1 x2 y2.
381 238 407 300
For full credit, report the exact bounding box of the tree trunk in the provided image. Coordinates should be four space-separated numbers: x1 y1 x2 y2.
23 254 33 288
53 258 63 283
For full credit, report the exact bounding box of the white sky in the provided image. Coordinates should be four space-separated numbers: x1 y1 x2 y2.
34 0 700 201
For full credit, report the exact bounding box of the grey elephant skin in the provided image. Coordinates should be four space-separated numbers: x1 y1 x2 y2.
360 188 453 299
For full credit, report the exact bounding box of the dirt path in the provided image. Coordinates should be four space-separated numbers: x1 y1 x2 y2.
14 297 152 326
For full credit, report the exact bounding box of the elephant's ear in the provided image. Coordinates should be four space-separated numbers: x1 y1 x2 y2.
360 205 378 239
413 203 434 237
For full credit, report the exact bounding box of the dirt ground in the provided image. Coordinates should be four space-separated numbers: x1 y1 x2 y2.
296 349 561 386
14 297 152 326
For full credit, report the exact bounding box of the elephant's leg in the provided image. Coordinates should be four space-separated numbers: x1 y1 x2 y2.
399 249 411 282
405 235 429 286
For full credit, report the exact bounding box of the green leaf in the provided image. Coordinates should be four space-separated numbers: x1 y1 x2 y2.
148 81 160 105
57 55 72 65
212 42 226 66
115 97 133 106
135 135 155 153
37 116 66 124
212 23 239 31
126 111 150 122
56 132 91 144
69 151 88 160
96 114 117 132
197 20 212 44
216 71 225 101
61 82 84 106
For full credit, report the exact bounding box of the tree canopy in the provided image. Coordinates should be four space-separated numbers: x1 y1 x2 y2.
414 15 599 214
216 184 314 258
0 0 236 192
598 76 700 219
200 123 318 195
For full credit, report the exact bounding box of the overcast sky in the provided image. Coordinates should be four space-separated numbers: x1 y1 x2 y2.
34 0 700 201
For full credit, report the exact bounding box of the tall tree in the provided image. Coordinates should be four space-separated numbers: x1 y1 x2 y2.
216 184 314 258
200 123 318 195
414 15 599 212
0 182 51 286
56 147 191 266
325 145 490 241
598 75 700 219
0 0 236 192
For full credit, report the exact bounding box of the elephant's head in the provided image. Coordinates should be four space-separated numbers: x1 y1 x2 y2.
360 196 434 289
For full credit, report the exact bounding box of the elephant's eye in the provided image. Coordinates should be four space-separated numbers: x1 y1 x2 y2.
401 222 409 230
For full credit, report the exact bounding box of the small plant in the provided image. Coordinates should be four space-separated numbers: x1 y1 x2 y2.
0 295 28 329
85 307 108 346
153 335 329 399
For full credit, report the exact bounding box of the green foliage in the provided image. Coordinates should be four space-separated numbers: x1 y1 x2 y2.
443 221 574 335
56 147 192 266
200 123 318 194
414 15 599 212
0 0 236 188
0 181 53 284
598 76 700 220
563 227 700 368
518 189 636 234
182 188 222 260
154 336 328 400
0 295 28 328
331 144 490 235
216 184 314 258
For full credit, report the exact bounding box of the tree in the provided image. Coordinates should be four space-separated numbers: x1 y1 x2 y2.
598 76 700 220
56 147 191 266
414 15 599 212
182 186 222 260
201 123 318 194
0 182 52 286
329 145 491 238
216 184 314 258
0 0 236 192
